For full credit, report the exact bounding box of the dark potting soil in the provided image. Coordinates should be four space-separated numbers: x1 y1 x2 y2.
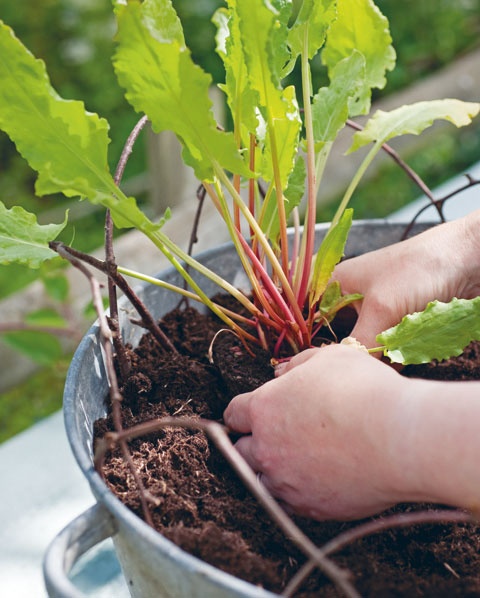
95 304 480 597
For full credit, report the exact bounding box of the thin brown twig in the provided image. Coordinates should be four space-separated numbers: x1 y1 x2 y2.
177 183 207 309
114 115 149 185
188 184 207 257
95 416 360 598
283 508 474 597
401 174 480 239
52 243 154 527
346 119 444 222
104 115 150 379
49 242 177 353
104 209 131 380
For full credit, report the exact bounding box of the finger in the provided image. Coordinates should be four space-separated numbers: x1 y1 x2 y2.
349 302 392 351
348 318 377 350
223 392 253 433
274 347 321 377
233 434 263 473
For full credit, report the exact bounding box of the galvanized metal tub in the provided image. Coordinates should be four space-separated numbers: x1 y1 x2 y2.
43 220 432 597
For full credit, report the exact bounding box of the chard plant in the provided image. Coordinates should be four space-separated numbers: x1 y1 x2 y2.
0 0 479 365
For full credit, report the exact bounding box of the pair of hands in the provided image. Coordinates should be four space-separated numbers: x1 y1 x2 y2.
224 213 480 520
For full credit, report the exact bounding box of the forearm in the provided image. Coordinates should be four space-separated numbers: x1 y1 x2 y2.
390 378 480 512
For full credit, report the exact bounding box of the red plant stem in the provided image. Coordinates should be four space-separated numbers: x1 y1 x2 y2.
238 234 310 349
274 328 288 356
237 235 303 349
289 208 301 282
295 41 317 309
248 133 257 241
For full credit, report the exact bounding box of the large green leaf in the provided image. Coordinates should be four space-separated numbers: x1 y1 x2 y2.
377 297 480 365
113 0 250 182
288 0 337 61
349 99 480 153
312 50 366 149
213 5 258 142
0 20 157 235
260 86 302 187
322 0 395 116
0 21 113 202
0 202 67 267
236 0 300 187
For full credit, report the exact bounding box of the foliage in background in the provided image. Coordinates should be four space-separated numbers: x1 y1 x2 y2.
376 0 480 93
0 0 479 301
0 359 69 443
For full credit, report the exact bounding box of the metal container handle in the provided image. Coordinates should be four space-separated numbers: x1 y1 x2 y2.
43 503 118 598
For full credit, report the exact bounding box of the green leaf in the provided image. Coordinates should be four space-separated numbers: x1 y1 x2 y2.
0 201 67 267
113 0 250 182
25 308 67 328
377 297 480 365
265 0 292 82
41 271 70 303
0 20 156 235
0 21 113 202
285 154 307 206
318 281 362 320
260 86 302 187
2 330 63 365
312 50 366 149
236 0 300 186
214 5 258 140
348 99 480 153
322 0 395 116
288 0 336 61
261 154 306 242
310 208 353 304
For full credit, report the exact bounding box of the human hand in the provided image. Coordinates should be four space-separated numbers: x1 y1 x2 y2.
224 345 413 521
333 211 480 349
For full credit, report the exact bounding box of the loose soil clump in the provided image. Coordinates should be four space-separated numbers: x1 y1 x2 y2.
95 305 480 596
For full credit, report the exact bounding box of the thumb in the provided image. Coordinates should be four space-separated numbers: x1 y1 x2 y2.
348 303 384 351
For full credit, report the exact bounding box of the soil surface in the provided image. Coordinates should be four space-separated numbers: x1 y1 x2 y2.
95 303 480 597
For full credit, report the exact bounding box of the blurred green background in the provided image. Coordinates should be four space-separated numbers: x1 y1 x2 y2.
0 0 479 441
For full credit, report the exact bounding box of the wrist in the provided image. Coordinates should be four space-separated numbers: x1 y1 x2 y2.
456 209 480 298
379 378 429 504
